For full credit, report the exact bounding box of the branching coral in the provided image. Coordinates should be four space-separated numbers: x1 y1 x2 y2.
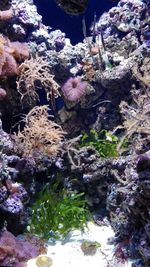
16 56 60 105
14 105 65 160
116 90 150 149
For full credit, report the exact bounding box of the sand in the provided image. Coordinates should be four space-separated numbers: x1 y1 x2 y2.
27 221 132 267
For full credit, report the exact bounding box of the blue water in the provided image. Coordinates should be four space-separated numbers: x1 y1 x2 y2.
34 0 116 44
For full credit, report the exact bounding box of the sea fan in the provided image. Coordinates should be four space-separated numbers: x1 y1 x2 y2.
61 76 87 102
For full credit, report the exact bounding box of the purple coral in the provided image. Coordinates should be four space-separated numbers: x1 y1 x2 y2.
61 76 87 102
0 230 40 266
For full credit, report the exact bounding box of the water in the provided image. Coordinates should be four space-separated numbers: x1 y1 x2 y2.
34 0 116 44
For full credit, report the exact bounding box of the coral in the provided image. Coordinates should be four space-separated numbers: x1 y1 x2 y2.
1 52 18 76
117 90 150 150
132 56 150 88
9 41 29 60
0 230 42 266
11 0 42 27
0 152 29 234
17 56 60 105
0 118 14 151
14 106 65 161
32 29 66 52
106 153 150 265
0 0 150 266
0 8 13 21
0 34 29 77
99 60 131 90
61 76 87 102
0 88 6 100
0 125 29 234
81 62 96 82
94 0 147 57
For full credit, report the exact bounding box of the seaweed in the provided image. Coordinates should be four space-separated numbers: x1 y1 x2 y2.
27 181 89 240
80 129 120 158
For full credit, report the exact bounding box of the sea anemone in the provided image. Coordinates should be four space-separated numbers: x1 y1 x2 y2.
61 76 87 102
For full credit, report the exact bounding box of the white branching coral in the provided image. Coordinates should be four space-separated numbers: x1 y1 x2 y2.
120 92 150 137
16 56 60 105
14 105 65 159
115 90 150 150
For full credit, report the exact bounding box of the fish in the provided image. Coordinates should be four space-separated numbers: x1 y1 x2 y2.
54 0 88 15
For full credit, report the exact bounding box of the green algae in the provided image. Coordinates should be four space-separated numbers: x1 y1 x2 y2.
80 129 127 158
27 182 89 240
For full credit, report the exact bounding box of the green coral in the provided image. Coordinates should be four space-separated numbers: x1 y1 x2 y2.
27 182 89 240
80 129 120 158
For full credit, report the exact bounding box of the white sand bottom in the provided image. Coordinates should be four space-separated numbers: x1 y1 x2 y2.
27 221 132 267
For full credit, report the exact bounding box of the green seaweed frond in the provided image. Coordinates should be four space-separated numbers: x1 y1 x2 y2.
27 182 89 240
80 129 124 158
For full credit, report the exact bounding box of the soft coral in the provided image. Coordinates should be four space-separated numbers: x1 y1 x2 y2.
0 34 29 77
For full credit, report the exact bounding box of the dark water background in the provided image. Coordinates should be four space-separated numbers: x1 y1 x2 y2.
34 0 116 44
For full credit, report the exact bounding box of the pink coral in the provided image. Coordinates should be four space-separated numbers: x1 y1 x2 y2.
10 41 29 60
0 87 7 100
61 76 87 102
1 52 18 76
0 8 13 21
0 34 29 77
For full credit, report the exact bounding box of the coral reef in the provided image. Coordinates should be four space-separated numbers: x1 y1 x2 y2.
14 105 65 161
0 0 150 266
61 76 87 102
117 89 150 151
17 56 60 106
0 230 46 266
0 150 29 234
106 153 150 266
63 134 150 265
94 0 148 56
0 34 29 77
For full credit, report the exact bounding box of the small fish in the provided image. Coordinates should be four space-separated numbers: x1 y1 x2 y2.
54 0 88 15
